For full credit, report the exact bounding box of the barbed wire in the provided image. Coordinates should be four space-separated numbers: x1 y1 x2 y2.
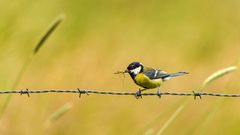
0 89 240 99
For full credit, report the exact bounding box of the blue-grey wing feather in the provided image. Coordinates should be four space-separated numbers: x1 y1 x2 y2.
143 69 169 79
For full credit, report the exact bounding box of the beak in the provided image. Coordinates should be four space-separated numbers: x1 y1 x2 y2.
124 69 129 73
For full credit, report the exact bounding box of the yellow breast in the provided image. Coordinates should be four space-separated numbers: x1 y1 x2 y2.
134 73 163 89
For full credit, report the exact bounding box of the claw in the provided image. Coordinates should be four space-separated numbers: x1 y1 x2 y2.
134 89 142 99
157 90 161 98
157 87 161 98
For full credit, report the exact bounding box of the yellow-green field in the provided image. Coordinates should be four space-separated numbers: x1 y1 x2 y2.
1 0 240 134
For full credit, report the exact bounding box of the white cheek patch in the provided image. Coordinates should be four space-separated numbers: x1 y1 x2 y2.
130 67 141 75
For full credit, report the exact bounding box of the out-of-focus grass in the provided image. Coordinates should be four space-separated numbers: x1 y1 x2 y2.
201 66 238 90
156 105 184 135
1 0 240 135
46 102 72 127
0 14 64 118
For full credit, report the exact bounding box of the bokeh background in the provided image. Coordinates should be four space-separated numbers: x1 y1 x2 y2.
0 0 240 134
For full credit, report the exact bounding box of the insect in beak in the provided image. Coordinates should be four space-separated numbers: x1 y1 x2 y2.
114 69 129 74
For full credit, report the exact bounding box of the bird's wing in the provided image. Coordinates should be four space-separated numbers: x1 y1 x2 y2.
143 67 169 79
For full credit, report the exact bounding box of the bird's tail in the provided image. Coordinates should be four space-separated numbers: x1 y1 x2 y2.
163 72 188 81
169 72 188 77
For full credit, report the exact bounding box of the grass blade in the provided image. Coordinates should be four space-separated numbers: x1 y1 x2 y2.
0 14 64 118
46 103 72 127
135 99 186 135
34 14 64 54
202 66 237 89
156 105 184 135
143 129 155 135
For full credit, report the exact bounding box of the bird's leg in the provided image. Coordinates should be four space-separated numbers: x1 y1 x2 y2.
135 88 147 99
157 87 161 98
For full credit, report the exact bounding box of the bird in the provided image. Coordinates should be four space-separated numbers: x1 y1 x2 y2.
124 62 188 98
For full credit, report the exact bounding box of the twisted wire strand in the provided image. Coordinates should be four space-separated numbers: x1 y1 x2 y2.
0 89 240 98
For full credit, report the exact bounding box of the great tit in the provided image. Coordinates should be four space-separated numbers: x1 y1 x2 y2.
124 62 188 98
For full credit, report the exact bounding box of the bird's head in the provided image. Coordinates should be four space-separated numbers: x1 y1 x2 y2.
125 62 144 75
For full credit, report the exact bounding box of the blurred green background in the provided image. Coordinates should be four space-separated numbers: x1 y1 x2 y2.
0 0 240 134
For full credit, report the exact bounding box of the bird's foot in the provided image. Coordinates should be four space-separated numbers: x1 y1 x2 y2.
157 90 161 98
135 89 142 99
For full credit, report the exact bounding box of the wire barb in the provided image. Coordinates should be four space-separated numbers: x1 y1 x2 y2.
77 88 89 98
77 88 82 98
192 91 201 99
20 88 30 97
